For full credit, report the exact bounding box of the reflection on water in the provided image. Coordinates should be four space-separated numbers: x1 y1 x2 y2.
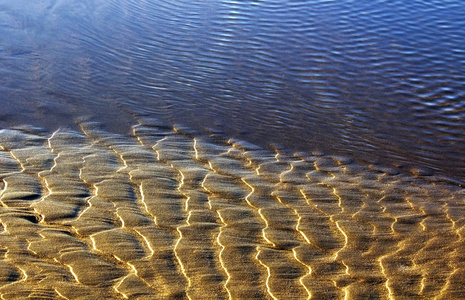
0 0 465 182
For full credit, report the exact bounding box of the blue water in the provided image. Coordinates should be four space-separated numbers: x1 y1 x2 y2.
1 0 465 182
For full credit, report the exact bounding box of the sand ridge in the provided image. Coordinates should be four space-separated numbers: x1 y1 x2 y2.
0 119 464 299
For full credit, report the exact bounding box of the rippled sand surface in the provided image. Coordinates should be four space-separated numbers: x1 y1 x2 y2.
0 119 464 299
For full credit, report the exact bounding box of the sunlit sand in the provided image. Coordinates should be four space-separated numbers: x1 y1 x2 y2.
0 119 463 299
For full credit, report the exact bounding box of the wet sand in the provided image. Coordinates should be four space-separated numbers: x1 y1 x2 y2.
0 118 464 299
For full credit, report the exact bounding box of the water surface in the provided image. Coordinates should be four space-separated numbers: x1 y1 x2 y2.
1 0 465 182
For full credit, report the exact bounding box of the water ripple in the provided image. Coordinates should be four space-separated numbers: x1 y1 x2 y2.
0 0 465 182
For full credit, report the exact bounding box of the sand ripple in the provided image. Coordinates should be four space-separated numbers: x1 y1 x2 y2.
0 120 464 299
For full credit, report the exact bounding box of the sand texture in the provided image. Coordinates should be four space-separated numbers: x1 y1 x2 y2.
0 119 464 299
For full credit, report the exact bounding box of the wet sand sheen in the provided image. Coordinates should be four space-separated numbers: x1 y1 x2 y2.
0 119 464 299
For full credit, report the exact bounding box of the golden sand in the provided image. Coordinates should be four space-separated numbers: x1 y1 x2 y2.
0 119 464 299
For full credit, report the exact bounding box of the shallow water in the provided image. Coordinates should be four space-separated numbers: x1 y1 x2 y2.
1 0 464 182
0 120 464 299
1 0 465 298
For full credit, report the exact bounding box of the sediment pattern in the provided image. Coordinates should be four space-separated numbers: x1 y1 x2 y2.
0 121 464 299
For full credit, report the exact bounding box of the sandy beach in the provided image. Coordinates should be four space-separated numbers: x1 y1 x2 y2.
0 118 463 299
